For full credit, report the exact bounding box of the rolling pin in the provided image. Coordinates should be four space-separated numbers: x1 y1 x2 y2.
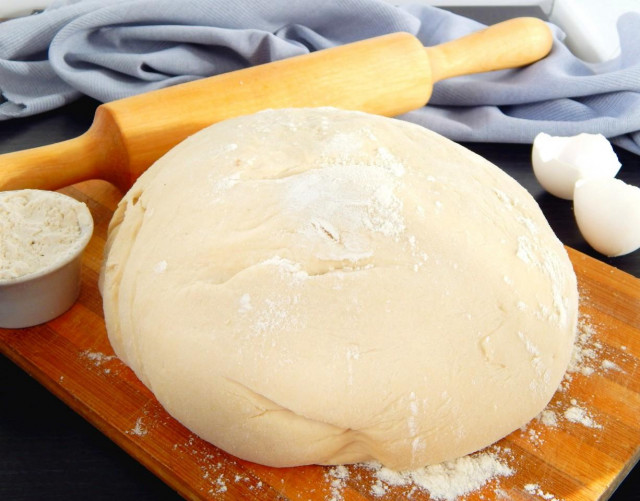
0 17 552 192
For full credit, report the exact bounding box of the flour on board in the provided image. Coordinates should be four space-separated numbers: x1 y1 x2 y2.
127 417 148 437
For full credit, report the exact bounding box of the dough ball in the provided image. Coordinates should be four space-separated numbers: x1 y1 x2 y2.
100 108 578 470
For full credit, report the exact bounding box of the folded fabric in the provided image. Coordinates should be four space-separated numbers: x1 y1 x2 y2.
1 0 639 154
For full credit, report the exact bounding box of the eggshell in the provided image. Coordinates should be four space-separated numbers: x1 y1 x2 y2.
532 132 621 200
574 178 640 257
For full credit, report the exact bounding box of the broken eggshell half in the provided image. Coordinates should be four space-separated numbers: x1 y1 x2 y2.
532 132 621 200
573 178 640 257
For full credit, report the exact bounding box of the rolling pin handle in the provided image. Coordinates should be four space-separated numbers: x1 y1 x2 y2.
426 17 553 83
0 134 98 192
0 107 129 192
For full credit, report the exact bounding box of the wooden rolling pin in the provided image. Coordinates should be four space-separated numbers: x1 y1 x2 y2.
0 17 552 192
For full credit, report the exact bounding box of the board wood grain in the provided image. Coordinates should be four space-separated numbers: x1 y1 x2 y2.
1 180 639 501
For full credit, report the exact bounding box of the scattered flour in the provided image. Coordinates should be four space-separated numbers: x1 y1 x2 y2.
370 479 388 497
211 474 227 494
81 350 116 365
127 417 148 437
527 427 543 447
601 359 622 372
79 350 120 376
538 409 558 428
524 482 562 501
563 313 602 385
362 450 513 501
567 323 627 378
153 260 167 273
172 435 269 497
564 399 602 429
325 465 350 501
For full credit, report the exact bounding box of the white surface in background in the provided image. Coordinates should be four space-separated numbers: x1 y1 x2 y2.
548 0 640 62
389 0 640 62
0 0 53 19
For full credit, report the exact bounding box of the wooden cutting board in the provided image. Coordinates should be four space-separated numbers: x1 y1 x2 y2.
1 180 639 501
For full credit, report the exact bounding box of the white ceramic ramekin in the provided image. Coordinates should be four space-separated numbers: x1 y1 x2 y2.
0 190 94 328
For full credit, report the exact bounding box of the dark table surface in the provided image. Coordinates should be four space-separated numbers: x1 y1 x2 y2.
1 97 639 500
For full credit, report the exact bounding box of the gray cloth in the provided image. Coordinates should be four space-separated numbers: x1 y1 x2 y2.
1 0 639 154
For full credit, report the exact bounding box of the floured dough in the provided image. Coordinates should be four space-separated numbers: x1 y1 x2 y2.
100 108 578 470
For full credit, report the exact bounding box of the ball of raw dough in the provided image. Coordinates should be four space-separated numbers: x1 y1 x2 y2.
100 108 578 470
